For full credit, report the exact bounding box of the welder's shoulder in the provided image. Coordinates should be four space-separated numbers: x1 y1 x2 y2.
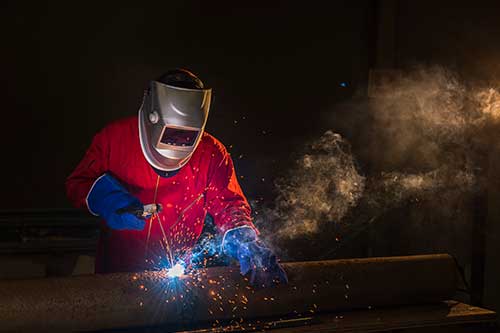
95 116 138 141
200 132 229 157
87 116 138 150
102 116 138 134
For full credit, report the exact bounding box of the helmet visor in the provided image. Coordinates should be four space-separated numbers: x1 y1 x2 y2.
157 125 200 148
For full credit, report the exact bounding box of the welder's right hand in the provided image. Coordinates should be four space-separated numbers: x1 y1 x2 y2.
86 173 146 230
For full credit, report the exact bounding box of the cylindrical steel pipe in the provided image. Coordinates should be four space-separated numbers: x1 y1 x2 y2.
0 254 457 331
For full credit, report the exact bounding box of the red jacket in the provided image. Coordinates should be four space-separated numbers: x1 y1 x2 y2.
66 116 255 273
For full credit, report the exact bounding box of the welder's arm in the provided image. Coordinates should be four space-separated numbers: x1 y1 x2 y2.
66 128 110 210
65 128 145 230
204 141 287 287
86 174 145 230
204 140 255 234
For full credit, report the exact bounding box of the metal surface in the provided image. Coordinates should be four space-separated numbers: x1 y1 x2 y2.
0 254 457 332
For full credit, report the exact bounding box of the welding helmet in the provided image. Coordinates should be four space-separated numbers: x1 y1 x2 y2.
139 69 212 171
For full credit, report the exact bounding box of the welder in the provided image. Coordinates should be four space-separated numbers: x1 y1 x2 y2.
66 69 287 287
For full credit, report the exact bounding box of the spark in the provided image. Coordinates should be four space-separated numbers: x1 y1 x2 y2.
167 263 185 278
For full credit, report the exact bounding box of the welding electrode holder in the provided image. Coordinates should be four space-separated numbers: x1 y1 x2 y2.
116 203 163 219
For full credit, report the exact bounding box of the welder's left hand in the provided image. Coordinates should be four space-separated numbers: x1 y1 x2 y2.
222 226 288 288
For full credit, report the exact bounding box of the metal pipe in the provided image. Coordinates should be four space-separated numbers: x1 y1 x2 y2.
0 254 457 331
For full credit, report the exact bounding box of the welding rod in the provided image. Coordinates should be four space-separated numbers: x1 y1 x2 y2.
0 254 457 332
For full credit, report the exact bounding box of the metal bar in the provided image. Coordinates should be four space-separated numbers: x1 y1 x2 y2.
484 140 500 328
0 240 97 254
471 192 488 306
0 254 457 332
0 209 99 227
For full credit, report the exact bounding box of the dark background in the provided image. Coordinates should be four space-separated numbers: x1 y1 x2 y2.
3 1 500 209
1 0 370 209
2 0 500 322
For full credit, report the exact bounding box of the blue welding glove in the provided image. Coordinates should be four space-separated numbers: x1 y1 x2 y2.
87 173 146 230
222 226 288 288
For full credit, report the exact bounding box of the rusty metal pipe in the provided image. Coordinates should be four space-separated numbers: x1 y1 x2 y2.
0 254 457 331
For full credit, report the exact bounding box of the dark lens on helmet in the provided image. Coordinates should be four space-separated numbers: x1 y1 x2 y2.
160 127 199 146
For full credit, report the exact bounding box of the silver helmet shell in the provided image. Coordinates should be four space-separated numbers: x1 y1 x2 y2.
139 81 212 171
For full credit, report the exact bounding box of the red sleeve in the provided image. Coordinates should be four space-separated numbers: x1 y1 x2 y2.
65 128 110 210
204 138 258 235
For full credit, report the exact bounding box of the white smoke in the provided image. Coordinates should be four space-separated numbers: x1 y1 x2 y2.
255 67 500 247
270 131 365 238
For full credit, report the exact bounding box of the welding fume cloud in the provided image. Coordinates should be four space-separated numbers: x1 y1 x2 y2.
255 67 500 256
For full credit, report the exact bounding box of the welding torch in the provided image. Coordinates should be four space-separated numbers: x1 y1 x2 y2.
116 203 163 219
